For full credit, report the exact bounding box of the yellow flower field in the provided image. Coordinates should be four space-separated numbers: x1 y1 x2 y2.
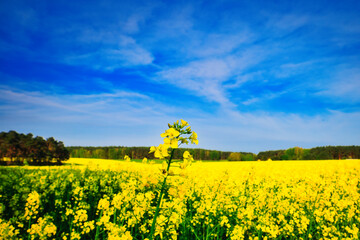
0 158 359 240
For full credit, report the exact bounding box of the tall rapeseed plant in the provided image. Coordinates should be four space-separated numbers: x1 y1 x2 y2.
149 119 198 239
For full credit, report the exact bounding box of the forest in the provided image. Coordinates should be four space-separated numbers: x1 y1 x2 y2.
257 146 360 160
0 131 69 165
67 146 256 161
68 145 360 161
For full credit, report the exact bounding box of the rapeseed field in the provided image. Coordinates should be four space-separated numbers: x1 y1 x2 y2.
0 159 359 239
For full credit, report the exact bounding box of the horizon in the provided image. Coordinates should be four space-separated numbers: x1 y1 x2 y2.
1 0 359 153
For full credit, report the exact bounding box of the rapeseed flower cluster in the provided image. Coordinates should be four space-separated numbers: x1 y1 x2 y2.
0 219 19 239
148 120 198 239
24 191 40 221
27 215 57 240
180 151 193 169
124 155 131 162
149 119 197 163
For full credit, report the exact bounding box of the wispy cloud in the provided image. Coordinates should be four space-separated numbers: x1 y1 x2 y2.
58 27 155 70
0 86 199 126
317 66 360 103
182 31 253 59
157 59 231 106
266 14 309 32
156 43 272 109
77 91 149 100
273 60 318 78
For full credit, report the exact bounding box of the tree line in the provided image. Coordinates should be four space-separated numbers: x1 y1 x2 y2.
68 145 360 161
0 131 69 165
257 146 360 160
67 146 255 161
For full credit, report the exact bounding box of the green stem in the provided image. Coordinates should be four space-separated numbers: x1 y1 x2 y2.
69 216 73 239
149 149 175 240
27 218 31 240
94 211 102 240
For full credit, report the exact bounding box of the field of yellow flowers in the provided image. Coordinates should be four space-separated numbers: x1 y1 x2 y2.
0 158 359 240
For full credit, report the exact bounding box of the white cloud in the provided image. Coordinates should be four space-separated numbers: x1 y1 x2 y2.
154 5 194 37
241 97 260 106
62 34 154 70
157 59 231 106
316 66 360 102
78 91 149 100
157 45 271 107
188 32 252 58
121 4 156 34
273 60 316 78
0 89 82 112
268 14 309 31
223 71 264 89
225 46 271 74
0 88 150 116
161 59 230 80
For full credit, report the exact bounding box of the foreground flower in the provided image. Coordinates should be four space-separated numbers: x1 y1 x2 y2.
149 120 199 240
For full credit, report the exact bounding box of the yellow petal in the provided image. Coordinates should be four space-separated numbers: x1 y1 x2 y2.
183 151 190 159
180 119 188 127
168 128 180 138
170 139 178 148
154 150 162 159
149 146 156 153
163 138 171 146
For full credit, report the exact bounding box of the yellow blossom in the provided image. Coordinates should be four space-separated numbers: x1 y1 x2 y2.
0 219 19 239
24 191 40 220
180 119 188 127
160 128 180 139
28 216 57 240
149 146 156 153
163 137 178 148
189 132 198 144
153 144 170 159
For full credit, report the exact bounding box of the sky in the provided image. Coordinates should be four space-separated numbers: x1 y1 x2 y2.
0 0 359 153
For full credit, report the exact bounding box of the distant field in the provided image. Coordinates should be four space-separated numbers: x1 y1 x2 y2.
1 158 359 239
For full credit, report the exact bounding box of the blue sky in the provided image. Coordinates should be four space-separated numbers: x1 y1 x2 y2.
0 0 359 153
